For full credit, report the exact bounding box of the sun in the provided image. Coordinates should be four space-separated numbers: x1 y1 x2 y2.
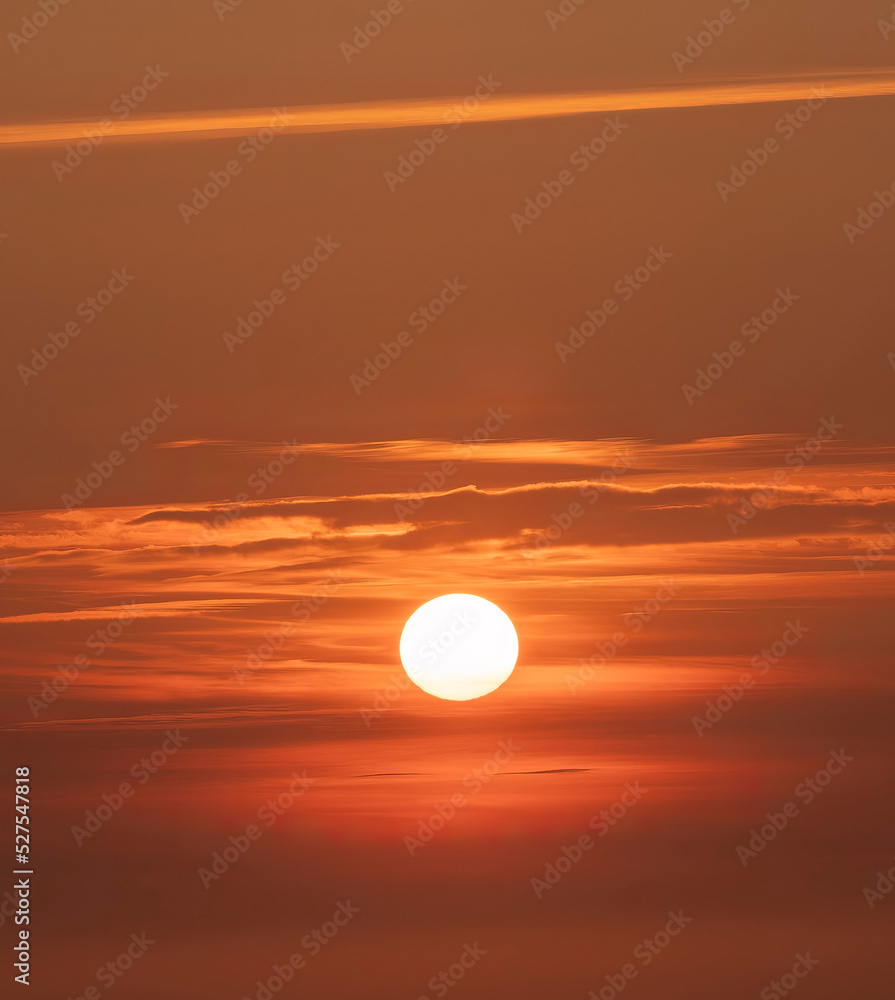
399 594 518 701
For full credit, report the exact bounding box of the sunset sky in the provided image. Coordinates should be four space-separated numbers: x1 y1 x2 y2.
3 1 895 998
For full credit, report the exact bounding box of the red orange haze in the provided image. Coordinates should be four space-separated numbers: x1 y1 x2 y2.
2 2 894 997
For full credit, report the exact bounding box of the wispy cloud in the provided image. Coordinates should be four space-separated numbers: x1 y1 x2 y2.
3 72 894 148
0 598 270 624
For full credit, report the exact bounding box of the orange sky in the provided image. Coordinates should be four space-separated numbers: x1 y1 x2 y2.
3 1 895 998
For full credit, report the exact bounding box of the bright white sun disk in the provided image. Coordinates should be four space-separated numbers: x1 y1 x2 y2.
399 594 518 701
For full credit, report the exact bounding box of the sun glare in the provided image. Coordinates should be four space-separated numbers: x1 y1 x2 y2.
399 593 518 701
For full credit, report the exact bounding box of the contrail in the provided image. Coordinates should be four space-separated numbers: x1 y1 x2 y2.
2 72 894 148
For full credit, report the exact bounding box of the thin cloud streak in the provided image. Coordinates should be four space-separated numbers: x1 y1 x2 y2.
2 72 895 147
0 598 270 624
155 434 895 467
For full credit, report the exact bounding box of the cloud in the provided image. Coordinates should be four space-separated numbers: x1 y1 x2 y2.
3 72 895 147
151 434 895 472
0 598 270 624
113 478 895 555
